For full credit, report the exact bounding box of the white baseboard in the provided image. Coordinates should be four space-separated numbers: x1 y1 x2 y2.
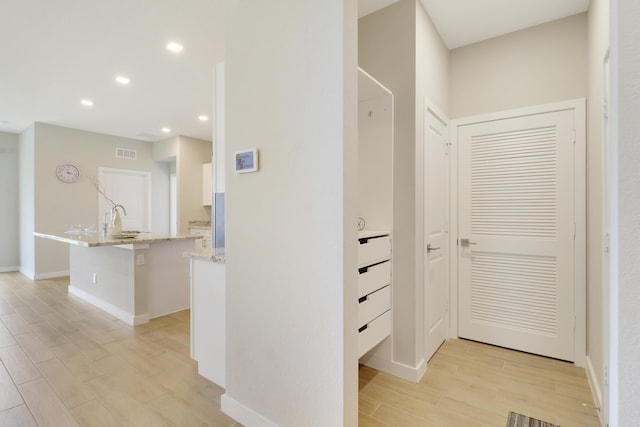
585 356 604 426
68 286 149 326
221 394 279 427
360 354 427 383
19 267 35 280
0 266 19 273
34 270 69 280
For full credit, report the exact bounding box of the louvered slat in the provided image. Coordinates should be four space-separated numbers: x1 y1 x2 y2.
471 126 557 239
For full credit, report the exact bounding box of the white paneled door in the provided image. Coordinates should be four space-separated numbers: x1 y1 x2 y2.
458 109 576 361
424 105 449 362
98 168 151 232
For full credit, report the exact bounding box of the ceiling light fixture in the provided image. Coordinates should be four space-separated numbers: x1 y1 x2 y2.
198 115 209 122
167 42 184 53
81 99 94 107
115 75 130 85
161 127 171 133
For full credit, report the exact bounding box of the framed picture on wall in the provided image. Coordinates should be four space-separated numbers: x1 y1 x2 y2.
234 149 259 173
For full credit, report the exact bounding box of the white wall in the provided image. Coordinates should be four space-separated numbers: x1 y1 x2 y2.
611 0 640 424
0 132 19 271
358 0 449 373
222 0 358 425
449 13 588 119
26 123 170 278
19 126 35 278
586 0 610 417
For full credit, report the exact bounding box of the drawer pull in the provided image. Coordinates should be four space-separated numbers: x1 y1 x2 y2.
358 324 368 333
358 266 368 274
358 295 368 304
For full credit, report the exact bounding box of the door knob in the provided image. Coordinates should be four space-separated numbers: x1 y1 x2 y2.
427 244 440 253
460 238 476 247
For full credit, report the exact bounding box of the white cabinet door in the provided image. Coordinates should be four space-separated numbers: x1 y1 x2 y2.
191 259 225 387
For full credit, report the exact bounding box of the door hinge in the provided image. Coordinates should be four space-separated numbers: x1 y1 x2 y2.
572 129 576 144
573 223 576 237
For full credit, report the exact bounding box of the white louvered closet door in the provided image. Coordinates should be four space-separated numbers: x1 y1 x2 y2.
458 109 575 362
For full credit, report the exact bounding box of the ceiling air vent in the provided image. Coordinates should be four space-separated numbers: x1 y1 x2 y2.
116 148 137 160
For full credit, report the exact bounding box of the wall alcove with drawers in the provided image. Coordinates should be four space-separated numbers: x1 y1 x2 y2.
356 68 394 365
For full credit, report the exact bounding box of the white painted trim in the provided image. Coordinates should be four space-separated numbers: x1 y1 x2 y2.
586 355 603 422
450 99 587 365
0 266 19 273
221 394 279 427
361 354 427 382
19 268 35 280
68 286 149 325
34 270 69 280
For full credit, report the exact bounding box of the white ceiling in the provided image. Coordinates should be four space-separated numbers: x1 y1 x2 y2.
359 0 590 49
0 0 589 143
0 0 224 142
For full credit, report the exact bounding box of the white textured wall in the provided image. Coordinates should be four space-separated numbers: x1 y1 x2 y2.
29 123 170 278
449 13 588 119
586 0 610 416
612 0 640 424
222 0 358 426
19 126 35 278
359 0 417 369
359 0 449 371
0 132 19 271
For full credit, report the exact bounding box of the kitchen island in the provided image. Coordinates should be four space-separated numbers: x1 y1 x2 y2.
34 231 200 325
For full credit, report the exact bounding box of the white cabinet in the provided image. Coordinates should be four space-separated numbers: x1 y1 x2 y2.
357 230 391 358
190 258 225 387
202 163 212 206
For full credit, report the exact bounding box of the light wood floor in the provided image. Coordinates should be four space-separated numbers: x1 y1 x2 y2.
359 339 601 427
0 272 600 426
0 272 238 427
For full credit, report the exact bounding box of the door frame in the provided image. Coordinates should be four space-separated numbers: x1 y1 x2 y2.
448 99 586 366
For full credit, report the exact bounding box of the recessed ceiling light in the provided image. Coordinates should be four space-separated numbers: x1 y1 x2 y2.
115 75 130 85
167 42 183 53
81 99 94 106
161 127 171 133
198 115 209 122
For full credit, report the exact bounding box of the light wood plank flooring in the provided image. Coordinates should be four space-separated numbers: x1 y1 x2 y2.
0 272 600 426
0 272 238 427
359 339 601 426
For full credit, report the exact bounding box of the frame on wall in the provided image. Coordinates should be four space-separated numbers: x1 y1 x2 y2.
234 149 259 173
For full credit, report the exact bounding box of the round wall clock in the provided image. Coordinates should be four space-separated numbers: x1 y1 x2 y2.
56 163 80 183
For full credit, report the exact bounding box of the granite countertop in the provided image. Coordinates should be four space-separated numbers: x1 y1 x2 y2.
183 248 225 263
34 230 200 248
188 220 211 228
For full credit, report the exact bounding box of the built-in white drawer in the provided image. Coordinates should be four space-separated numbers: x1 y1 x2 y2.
358 235 391 268
358 260 390 299
358 285 390 328
358 310 391 358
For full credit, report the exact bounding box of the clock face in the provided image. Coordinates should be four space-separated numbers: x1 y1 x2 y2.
56 163 80 183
